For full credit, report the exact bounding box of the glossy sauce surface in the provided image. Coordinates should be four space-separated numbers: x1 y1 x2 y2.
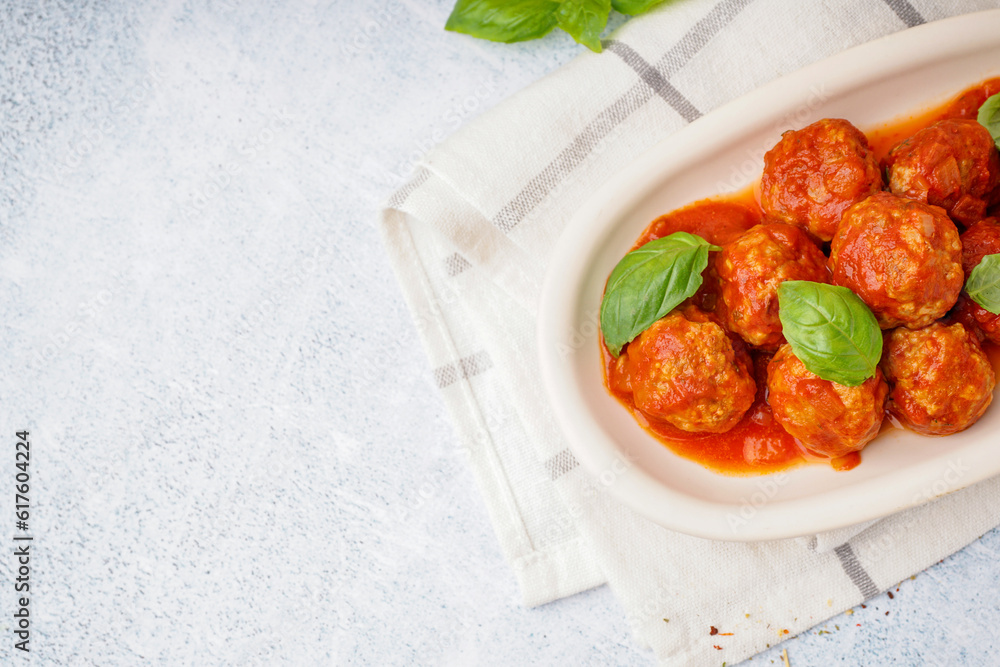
602 78 1000 476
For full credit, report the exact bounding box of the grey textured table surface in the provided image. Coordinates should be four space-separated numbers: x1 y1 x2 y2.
2 1 999 665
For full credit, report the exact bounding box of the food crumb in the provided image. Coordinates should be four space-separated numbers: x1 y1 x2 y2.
782 648 791 667
780 628 789 635
846 609 854 615
719 632 734 636
826 599 832 607
663 618 669 623
746 613 751 618
835 625 839 631
714 645 722 650
885 611 890 616
711 626 719 635
887 591 894 599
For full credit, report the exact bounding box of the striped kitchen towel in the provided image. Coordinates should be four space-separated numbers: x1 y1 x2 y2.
379 1 1000 664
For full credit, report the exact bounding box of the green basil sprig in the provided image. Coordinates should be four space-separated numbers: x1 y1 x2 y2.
445 0 668 53
966 253 1000 314
977 92 1000 151
555 0 611 52
446 1 563 46
776 281 882 387
611 0 670 14
599 232 719 357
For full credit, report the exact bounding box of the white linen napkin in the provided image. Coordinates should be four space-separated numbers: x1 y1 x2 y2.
379 1 1000 664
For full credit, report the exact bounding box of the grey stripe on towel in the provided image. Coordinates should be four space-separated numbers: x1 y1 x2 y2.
545 448 580 480
834 543 879 599
433 351 494 388
605 41 702 123
491 0 756 234
882 0 925 27
444 252 473 277
386 167 431 209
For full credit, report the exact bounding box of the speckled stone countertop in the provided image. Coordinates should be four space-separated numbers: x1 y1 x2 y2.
1 1 998 665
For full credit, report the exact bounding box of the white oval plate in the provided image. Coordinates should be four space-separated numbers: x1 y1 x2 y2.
538 10 1000 542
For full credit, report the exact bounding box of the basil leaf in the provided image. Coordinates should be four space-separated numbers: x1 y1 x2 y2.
966 253 1000 314
556 0 611 52
977 92 1000 151
445 0 668 50
776 281 881 387
610 0 668 15
600 232 720 357
445 0 560 44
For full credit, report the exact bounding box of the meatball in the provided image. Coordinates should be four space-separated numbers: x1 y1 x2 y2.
959 216 1000 276
952 217 1000 344
760 118 882 242
626 307 755 433
953 293 1000 345
636 201 762 313
715 222 829 349
766 344 888 458
829 192 963 329
881 323 995 436
885 119 1000 226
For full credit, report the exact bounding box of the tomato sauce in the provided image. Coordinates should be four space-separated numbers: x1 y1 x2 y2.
602 77 1000 476
866 77 1000 160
